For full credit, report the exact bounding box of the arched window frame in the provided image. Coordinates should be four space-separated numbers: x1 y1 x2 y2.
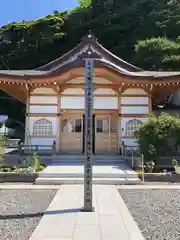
126 119 142 137
33 118 53 136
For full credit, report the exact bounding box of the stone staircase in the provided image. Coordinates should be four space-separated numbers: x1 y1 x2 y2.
35 154 141 185
51 153 125 164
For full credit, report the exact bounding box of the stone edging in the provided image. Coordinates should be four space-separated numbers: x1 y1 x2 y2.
139 173 172 175
0 172 38 183
138 172 180 183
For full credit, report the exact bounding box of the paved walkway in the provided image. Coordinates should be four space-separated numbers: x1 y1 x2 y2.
29 185 144 240
2 184 180 189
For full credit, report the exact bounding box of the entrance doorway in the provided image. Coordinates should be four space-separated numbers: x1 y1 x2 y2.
60 113 118 153
60 115 83 152
83 113 118 153
94 114 118 153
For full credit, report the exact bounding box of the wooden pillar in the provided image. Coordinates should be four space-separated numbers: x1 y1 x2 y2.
56 94 61 152
148 93 152 113
25 90 30 145
108 115 111 152
149 84 153 114
117 89 121 152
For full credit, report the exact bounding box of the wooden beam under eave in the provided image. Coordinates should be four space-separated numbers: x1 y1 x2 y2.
0 84 26 103
25 67 144 85
2 67 180 87
0 67 159 86
61 83 119 89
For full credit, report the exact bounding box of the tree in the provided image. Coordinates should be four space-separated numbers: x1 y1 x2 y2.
4 119 19 129
134 37 180 70
136 113 180 163
2 0 180 121
78 0 92 8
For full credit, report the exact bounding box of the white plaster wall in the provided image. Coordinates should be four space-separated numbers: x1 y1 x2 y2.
93 78 113 84
29 106 58 114
121 88 147 95
60 96 118 109
94 88 116 95
30 96 57 104
32 88 56 94
121 97 149 105
28 117 57 135
121 118 147 137
61 96 85 109
66 78 84 84
121 106 149 114
62 88 116 95
62 88 85 95
31 138 56 147
94 97 118 109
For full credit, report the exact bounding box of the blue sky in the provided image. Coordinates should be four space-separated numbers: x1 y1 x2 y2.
0 0 79 26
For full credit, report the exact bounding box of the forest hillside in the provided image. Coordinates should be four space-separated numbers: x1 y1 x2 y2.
1 0 180 120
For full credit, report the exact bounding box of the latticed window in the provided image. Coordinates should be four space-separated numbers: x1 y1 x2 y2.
126 119 142 137
33 118 53 136
61 118 82 133
96 119 109 133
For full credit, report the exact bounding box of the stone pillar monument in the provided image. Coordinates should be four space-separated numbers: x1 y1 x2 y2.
82 58 94 212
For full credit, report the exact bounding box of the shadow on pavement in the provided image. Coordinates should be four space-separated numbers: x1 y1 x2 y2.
0 208 81 220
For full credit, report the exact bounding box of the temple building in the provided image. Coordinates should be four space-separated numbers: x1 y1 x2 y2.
1 32 180 153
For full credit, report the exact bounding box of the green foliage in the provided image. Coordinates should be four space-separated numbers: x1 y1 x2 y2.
33 152 40 172
1 0 180 71
172 159 179 166
4 119 18 129
1 0 180 119
0 168 11 172
39 164 45 170
136 113 180 162
0 166 42 173
78 0 92 8
0 137 5 164
135 37 180 70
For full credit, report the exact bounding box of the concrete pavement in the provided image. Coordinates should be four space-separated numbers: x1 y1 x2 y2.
29 185 144 240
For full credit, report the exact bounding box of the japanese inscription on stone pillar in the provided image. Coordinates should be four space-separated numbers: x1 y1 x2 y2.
83 58 93 212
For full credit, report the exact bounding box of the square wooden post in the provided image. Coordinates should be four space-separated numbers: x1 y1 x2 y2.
82 58 94 212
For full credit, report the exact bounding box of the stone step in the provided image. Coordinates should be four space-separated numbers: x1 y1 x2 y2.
51 156 124 160
35 177 141 185
37 164 138 182
52 160 125 165
51 155 125 163
38 172 138 179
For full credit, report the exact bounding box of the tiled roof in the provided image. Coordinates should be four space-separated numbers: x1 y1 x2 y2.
0 33 180 79
0 70 47 76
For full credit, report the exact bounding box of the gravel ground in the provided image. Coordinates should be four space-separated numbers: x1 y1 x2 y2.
0 189 57 240
119 189 180 240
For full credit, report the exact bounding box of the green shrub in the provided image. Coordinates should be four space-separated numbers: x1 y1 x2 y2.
172 159 179 167
0 137 5 164
33 152 40 172
136 113 180 163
